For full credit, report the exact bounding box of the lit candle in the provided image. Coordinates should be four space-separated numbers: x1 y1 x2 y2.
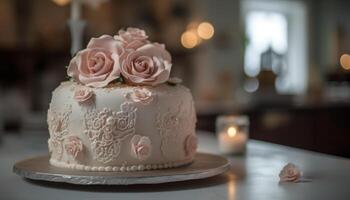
218 126 247 154
216 115 249 154
71 0 81 21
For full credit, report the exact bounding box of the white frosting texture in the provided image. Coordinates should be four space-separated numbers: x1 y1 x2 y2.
47 81 197 171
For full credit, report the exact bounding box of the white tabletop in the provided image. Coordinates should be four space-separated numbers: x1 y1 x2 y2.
1 131 350 200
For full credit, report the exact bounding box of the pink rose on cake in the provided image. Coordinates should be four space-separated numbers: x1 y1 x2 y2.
125 87 154 105
74 87 94 103
67 35 122 88
184 134 197 156
120 43 172 86
130 135 152 161
114 27 150 50
64 136 83 159
67 28 173 88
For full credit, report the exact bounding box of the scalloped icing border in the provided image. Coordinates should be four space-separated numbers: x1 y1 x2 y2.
49 158 194 172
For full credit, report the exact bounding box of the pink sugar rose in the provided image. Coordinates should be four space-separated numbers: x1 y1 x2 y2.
131 135 152 161
120 43 172 86
125 87 154 105
67 35 122 88
64 136 83 159
115 27 149 49
185 134 197 156
279 163 302 182
74 87 94 103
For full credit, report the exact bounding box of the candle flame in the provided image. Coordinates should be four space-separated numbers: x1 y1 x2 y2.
228 127 237 137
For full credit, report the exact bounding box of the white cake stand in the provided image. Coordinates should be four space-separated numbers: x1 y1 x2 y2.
13 153 230 185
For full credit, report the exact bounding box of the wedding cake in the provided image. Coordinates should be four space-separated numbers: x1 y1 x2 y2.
47 28 197 172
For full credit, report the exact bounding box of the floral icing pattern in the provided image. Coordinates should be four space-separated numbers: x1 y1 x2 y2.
184 134 197 156
47 104 72 160
64 136 83 160
130 135 152 161
74 87 94 103
125 87 154 105
156 99 196 159
84 102 137 163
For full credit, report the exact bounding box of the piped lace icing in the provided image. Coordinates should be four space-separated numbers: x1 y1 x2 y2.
155 101 183 159
83 102 137 163
156 99 197 159
47 104 72 160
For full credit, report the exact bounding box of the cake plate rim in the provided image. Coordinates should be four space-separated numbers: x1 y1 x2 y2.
13 152 230 185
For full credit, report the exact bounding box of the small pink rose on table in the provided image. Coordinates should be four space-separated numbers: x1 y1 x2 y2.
64 136 83 160
184 134 197 156
125 87 154 105
120 43 172 86
74 87 94 103
130 135 152 161
279 163 302 182
67 35 123 88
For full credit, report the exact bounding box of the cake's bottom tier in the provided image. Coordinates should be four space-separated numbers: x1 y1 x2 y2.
47 82 198 172
49 158 194 172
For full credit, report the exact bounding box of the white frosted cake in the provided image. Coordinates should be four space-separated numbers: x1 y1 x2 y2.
47 28 197 172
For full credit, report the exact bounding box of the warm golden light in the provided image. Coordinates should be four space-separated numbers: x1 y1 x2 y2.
52 0 71 6
340 54 350 70
197 22 214 40
186 22 199 31
227 173 237 200
181 31 198 49
227 126 237 137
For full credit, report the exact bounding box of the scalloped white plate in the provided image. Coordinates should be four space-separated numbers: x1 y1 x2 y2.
13 152 230 185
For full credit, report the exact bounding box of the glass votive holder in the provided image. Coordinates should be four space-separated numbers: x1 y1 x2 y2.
216 115 249 155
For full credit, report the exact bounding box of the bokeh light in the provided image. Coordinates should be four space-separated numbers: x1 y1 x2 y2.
228 126 237 137
197 22 214 40
52 0 70 6
244 78 259 93
181 31 198 49
340 54 350 70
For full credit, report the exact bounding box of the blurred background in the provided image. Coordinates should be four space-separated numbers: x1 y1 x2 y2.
1 0 350 157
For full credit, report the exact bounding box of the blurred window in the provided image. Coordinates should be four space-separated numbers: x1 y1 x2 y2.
244 11 287 77
242 0 308 94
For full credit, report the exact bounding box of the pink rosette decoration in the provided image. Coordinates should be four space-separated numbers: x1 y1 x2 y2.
74 87 94 103
130 135 152 161
125 87 154 105
120 43 172 86
184 135 197 156
64 136 83 159
279 163 302 182
67 35 122 88
115 27 149 49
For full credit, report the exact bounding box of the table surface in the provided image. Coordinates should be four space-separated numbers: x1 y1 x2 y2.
1 131 350 200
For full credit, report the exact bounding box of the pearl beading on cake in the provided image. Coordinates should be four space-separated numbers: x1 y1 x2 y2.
50 158 193 172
